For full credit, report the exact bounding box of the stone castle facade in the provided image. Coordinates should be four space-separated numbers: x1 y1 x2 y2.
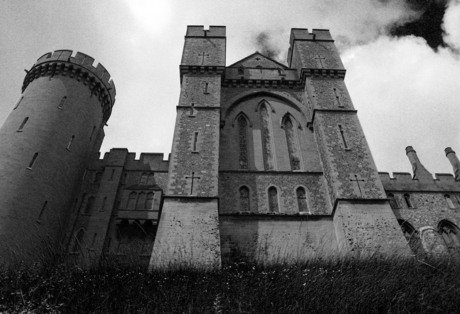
1 26 460 268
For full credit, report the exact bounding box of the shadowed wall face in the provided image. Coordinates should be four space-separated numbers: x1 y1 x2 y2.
0 51 115 266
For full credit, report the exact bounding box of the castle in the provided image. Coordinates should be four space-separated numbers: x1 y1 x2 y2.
1 26 460 269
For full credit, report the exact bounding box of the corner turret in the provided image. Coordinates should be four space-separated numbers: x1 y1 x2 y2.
0 50 115 266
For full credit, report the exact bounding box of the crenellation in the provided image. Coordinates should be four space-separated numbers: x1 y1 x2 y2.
186 25 226 37
435 173 455 182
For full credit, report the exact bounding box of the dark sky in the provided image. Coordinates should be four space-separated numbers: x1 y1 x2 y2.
390 0 448 49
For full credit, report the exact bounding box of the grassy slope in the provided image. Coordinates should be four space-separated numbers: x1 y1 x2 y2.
1 258 460 313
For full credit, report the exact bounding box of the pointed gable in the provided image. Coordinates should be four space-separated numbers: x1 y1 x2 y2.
228 52 288 69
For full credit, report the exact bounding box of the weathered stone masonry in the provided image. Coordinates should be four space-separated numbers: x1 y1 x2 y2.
1 26 460 268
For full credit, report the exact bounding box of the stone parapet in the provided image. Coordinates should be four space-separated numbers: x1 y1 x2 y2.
23 50 116 123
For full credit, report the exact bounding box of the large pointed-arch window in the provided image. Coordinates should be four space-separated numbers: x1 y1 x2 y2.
439 220 460 255
268 186 279 213
239 186 250 212
259 103 274 170
237 115 249 169
283 115 301 170
296 187 308 213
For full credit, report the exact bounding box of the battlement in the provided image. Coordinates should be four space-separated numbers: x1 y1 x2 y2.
90 148 169 171
34 50 116 99
289 28 333 47
186 25 226 38
22 50 116 122
379 172 460 192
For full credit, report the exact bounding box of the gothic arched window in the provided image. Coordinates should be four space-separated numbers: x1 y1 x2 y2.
388 193 400 209
296 187 308 213
283 116 301 171
268 186 279 213
237 115 249 169
84 196 95 215
398 220 422 255
137 192 146 209
127 192 137 209
71 229 85 253
259 103 274 170
239 186 250 212
145 192 154 209
439 220 460 255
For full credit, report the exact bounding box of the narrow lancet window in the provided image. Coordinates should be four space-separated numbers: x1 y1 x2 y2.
238 115 248 169
38 201 48 220
66 135 75 150
145 192 154 209
284 116 301 170
338 124 349 149
14 96 24 110
84 196 95 214
28 152 39 169
260 103 274 170
137 192 146 209
404 193 413 208
57 96 67 109
333 88 344 108
388 193 400 209
445 194 455 209
268 186 279 213
127 192 136 209
17 117 29 132
239 186 250 212
193 132 199 151
90 126 96 141
296 187 308 213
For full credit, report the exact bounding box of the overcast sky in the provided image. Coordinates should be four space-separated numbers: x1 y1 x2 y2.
1 0 460 177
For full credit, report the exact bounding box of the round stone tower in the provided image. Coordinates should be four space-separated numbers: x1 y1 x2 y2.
0 50 115 266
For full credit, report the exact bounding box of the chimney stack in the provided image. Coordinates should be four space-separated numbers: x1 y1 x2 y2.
445 147 460 180
405 146 433 180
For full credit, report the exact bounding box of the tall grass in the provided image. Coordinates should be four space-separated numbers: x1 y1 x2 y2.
1 257 460 313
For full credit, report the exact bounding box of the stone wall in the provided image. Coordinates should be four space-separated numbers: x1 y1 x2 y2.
220 216 338 263
219 172 331 215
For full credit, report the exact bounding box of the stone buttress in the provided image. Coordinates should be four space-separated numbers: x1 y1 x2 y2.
0 50 115 265
149 26 226 269
288 29 410 256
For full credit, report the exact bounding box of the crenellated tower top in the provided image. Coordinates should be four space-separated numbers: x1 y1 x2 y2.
22 50 116 123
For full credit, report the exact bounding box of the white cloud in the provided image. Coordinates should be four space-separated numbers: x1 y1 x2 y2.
124 0 172 33
343 35 460 174
443 0 460 49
